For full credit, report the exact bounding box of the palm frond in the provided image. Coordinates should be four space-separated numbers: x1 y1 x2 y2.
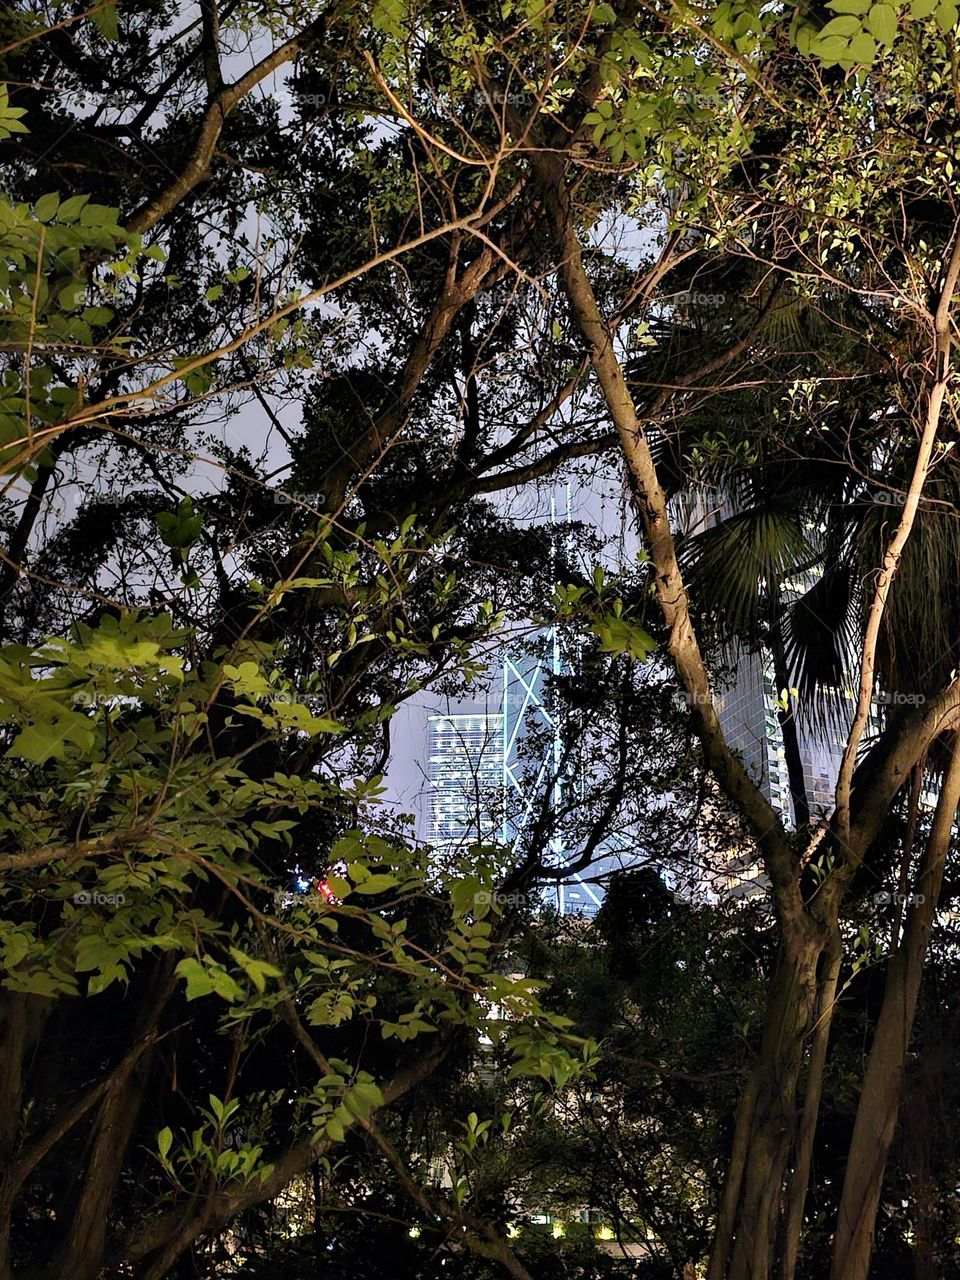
783 562 859 732
866 477 960 697
680 502 814 640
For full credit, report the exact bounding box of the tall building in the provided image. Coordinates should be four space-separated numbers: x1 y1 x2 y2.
673 488 854 904
427 712 504 850
675 488 850 818
422 483 641 916
424 628 633 916
715 645 844 830
503 632 621 916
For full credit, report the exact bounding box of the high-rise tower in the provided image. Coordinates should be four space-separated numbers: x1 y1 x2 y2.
426 711 504 850
424 486 636 915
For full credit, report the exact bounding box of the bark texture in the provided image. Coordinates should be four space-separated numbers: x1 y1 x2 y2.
831 741 960 1280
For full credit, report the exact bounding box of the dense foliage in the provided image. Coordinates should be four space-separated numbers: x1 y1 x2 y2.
3 0 960 1278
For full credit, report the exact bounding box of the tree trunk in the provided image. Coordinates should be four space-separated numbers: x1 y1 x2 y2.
0 994 50 1280
724 935 823 1280
831 741 960 1280
52 962 176 1280
781 930 842 1280
890 766 922 952
709 1065 760 1279
528 146 826 1280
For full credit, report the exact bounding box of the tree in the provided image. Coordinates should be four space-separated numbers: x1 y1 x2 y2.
5 0 960 1277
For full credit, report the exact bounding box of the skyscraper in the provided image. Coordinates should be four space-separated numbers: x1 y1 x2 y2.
675 487 850 820
715 644 844 830
423 628 630 916
426 712 504 850
673 488 854 904
422 483 641 915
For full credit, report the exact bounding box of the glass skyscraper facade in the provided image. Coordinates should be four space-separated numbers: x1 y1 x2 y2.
426 712 504 850
424 630 632 916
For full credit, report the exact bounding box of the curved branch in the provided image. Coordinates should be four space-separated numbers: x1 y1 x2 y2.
833 223 960 844
125 8 340 236
530 148 801 928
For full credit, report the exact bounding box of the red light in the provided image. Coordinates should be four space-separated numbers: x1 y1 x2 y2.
316 879 337 904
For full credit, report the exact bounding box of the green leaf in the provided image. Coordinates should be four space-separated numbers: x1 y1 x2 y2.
155 498 201 550
157 1127 173 1161
866 3 897 42
818 14 862 35
8 715 93 763
344 1080 383 1120
91 2 119 40
208 1093 227 1124
372 0 406 34
175 957 215 1000
57 279 86 312
847 30 878 59
591 616 656 661
58 194 91 222
228 947 282 993
87 969 123 995
34 193 60 223
352 874 398 895
450 876 483 916
79 203 119 228
936 0 958 26
0 85 28 140
205 965 242 1001
82 306 114 326
813 32 850 62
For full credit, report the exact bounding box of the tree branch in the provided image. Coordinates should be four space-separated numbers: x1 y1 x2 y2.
125 9 338 236
833 223 960 844
529 148 801 929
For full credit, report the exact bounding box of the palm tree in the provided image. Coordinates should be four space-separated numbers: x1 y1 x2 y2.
625 266 960 1279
